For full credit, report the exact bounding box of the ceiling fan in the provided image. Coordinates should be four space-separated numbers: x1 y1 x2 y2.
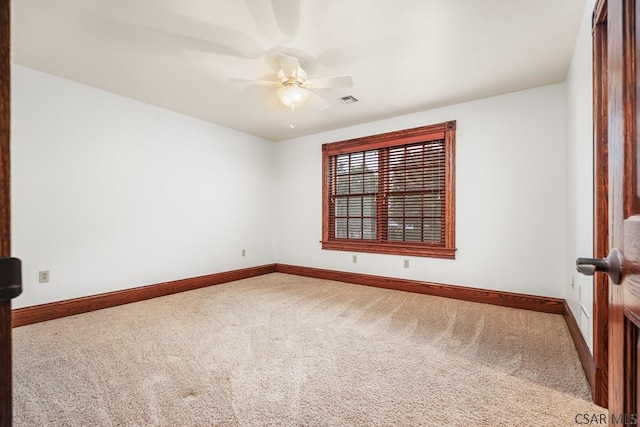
231 54 354 111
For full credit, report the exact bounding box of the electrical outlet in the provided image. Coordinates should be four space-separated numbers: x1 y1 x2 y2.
39 270 49 283
241 249 246 257
352 255 358 264
403 259 410 269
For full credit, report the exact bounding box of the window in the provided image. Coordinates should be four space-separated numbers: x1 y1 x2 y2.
321 121 456 259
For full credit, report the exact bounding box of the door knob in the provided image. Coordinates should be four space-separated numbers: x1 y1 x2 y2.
576 248 623 285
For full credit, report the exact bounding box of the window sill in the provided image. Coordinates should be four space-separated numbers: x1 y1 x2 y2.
321 240 457 259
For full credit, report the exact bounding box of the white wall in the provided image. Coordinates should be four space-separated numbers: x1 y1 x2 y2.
12 42 588 309
565 0 597 351
11 65 277 309
275 84 568 298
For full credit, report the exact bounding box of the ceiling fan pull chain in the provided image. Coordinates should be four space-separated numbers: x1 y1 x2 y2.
289 105 296 129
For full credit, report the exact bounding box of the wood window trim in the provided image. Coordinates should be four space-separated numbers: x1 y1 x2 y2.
321 120 456 259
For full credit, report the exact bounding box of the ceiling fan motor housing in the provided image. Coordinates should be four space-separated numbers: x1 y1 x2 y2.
277 67 307 85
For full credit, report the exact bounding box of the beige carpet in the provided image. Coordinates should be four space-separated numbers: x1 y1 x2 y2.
13 273 605 426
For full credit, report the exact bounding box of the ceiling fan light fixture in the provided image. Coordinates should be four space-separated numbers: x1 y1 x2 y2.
276 83 310 108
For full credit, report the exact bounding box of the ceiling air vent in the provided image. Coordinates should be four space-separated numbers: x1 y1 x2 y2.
338 95 358 104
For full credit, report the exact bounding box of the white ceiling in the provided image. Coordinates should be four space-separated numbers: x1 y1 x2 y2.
12 0 587 142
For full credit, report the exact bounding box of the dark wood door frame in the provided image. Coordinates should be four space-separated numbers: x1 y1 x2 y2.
0 0 11 425
596 0 640 418
593 0 610 408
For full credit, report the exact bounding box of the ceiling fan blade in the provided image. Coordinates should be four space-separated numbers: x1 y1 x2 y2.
278 54 300 79
307 91 332 110
230 77 281 87
244 0 300 41
147 26 263 58
243 0 286 43
271 0 301 38
305 75 354 89
83 4 265 59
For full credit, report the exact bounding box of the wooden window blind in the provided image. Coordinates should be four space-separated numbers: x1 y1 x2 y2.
322 121 456 259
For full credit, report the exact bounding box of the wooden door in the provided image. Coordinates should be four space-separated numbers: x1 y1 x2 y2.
0 0 10 425
606 0 640 423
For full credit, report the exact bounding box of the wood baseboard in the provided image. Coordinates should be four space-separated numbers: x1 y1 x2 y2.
12 264 277 327
275 264 599 400
274 264 565 314
12 261 597 401
12 264 568 327
562 301 597 401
